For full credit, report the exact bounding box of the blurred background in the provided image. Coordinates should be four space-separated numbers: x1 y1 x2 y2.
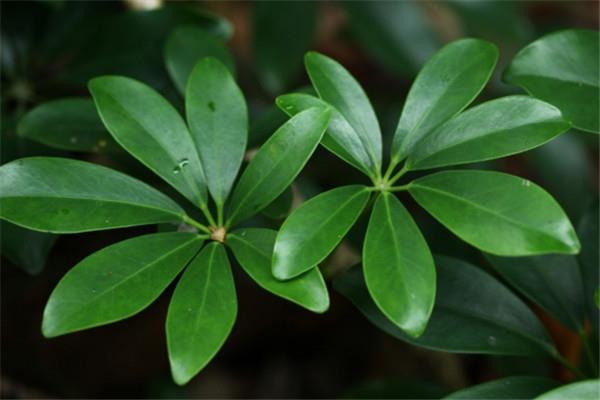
1 0 598 398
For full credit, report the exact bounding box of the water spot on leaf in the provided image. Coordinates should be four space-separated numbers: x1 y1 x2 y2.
69 136 78 144
172 159 189 174
240 231 247 237
521 179 531 187
98 139 107 148
487 336 497 346
208 101 216 111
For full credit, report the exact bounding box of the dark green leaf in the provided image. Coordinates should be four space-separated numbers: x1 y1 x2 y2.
363 192 435 337
392 38 498 162
261 185 293 220
504 29 599 133
42 232 202 337
165 25 235 95
534 380 600 400
0 157 185 233
344 1 439 77
228 228 329 313
89 76 207 207
486 254 585 332
167 242 236 385
17 98 117 153
272 185 370 280
578 202 599 328
1 221 56 275
409 170 580 255
276 93 373 176
334 257 557 356
186 57 247 206
254 1 316 94
305 52 382 175
227 107 331 226
408 96 570 170
445 376 559 399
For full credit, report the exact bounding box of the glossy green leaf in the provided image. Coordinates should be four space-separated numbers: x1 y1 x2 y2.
227 107 331 225
486 254 585 332
89 75 207 207
186 57 247 206
254 1 316 94
167 242 236 385
392 38 498 162
409 170 580 255
445 376 559 399
0 157 184 233
272 185 370 280
165 25 235 95
228 228 329 313
343 1 439 77
534 380 600 400
17 98 117 153
578 202 599 327
261 185 293 220
42 232 202 337
305 52 382 174
408 96 570 170
1 221 56 275
334 257 557 356
276 93 373 176
363 192 435 337
504 29 599 133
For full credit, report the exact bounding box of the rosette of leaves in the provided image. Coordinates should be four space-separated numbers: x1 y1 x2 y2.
275 38 579 339
0 57 332 385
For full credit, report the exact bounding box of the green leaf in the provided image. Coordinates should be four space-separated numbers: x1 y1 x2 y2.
276 93 373 176
227 228 329 313
408 96 570 170
42 232 202 337
167 242 236 385
409 170 580 255
254 1 316 94
392 38 498 162
89 75 207 207
343 1 439 77
363 192 435 337
1 221 56 275
486 254 585 332
165 25 235 95
186 57 247 206
444 376 559 399
272 185 370 280
334 257 557 356
534 380 600 400
578 202 599 328
504 29 600 133
261 185 293 220
305 52 382 174
227 107 331 226
0 157 184 233
17 98 117 153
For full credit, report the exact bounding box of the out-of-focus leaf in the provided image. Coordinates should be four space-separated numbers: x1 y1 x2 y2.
342 379 448 399
1 221 57 275
445 376 559 399
578 202 599 329
534 380 600 400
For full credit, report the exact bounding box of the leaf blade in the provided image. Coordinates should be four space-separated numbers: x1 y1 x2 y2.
444 376 559 399
534 380 600 400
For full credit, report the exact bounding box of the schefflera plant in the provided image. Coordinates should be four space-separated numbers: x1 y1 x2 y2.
0 57 332 385
274 38 580 338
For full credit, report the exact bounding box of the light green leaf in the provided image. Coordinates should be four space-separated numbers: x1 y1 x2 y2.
334 257 557 356
228 228 329 313
409 170 580 255
535 380 600 400
504 29 599 133
165 25 235 95
186 57 247 206
305 51 382 174
227 107 331 226
167 242 236 385
486 254 585 332
392 38 498 162
445 376 559 399
17 98 117 153
0 157 184 233
272 185 370 280
408 96 570 170
276 93 373 176
89 75 207 207
1 221 56 275
42 232 202 337
363 192 435 337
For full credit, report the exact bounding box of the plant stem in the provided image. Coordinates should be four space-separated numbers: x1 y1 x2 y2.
388 164 409 185
199 204 217 227
216 203 224 227
579 330 599 376
389 183 411 192
551 351 587 379
382 161 397 183
182 215 211 234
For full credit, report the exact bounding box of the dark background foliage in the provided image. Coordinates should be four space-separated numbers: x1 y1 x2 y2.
1 0 598 398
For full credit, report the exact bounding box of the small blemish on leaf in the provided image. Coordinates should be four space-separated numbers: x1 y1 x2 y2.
208 101 216 111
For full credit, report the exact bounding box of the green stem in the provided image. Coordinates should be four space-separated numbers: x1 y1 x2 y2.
389 183 411 192
551 352 586 379
199 204 217 227
182 215 211 234
388 164 409 185
579 330 599 376
216 203 224 227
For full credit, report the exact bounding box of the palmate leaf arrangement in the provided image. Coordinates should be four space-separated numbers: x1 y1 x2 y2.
1 28 598 392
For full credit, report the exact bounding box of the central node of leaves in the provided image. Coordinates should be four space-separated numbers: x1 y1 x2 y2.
210 226 227 243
